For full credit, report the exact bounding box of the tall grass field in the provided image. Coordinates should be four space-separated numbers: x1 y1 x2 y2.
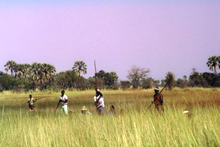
0 88 220 147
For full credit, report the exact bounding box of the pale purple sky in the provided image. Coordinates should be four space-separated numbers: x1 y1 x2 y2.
0 1 220 80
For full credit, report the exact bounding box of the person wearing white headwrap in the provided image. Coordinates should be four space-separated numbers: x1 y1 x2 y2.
94 88 105 115
153 87 164 112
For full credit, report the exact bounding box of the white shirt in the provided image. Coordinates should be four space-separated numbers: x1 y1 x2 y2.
94 96 105 108
60 94 68 106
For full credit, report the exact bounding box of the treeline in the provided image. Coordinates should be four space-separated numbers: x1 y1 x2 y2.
0 60 119 91
0 55 219 92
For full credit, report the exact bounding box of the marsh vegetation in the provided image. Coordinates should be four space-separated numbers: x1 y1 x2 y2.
0 88 220 146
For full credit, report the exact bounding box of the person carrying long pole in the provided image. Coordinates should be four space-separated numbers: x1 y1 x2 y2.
152 87 164 112
147 79 171 113
55 90 68 115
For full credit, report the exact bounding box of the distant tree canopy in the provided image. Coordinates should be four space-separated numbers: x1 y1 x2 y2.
165 72 175 90
127 66 150 89
176 75 188 88
3 61 56 90
1 56 220 92
95 70 118 89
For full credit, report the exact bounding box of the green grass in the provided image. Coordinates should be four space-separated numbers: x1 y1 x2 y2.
0 88 220 147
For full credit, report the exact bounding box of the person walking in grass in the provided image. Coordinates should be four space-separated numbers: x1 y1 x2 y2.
27 94 37 112
94 88 105 115
55 90 68 115
153 87 164 112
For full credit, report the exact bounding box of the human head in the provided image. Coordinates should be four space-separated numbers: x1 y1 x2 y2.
81 106 87 114
110 105 115 111
154 87 159 93
61 90 65 96
29 94 32 98
95 88 100 93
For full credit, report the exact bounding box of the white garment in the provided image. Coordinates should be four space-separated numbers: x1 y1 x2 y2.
94 96 105 108
60 94 68 106
28 98 35 105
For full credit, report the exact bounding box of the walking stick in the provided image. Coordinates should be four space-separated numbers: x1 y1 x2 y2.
94 60 98 89
142 79 171 115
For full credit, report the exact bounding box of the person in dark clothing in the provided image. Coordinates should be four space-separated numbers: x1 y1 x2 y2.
153 87 164 112
27 94 37 112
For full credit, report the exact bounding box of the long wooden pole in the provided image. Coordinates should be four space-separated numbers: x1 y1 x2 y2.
94 60 97 89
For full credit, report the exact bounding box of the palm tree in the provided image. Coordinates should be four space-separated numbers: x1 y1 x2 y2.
31 63 56 89
4 60 17 76
72 61 87 89
41 63 56 86
206 56 220 74
15 64 31 78
72 61 87 77
22 64 31 78
31 62 43 88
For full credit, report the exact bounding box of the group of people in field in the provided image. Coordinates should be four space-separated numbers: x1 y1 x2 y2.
27 87 164 115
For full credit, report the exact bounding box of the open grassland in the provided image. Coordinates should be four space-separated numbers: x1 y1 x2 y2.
0 88 220 147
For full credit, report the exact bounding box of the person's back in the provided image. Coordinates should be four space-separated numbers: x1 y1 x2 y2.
153 93 163 106
153 87 164 112
94 89 105 115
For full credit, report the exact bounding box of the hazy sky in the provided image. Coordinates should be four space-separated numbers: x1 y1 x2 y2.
0 0 220 80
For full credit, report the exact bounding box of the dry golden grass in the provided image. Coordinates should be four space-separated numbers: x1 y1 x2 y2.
0 88 220 146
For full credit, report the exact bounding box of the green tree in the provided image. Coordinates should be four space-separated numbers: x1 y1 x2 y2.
72 61 87 77
31 62 43 88
105 72 118 86
142 77 155 89
127 66 150 89
41 63 56 87
176 75 188 88
95 70 119 89
189 68 207 87
165 72 175 90
202 72 216 87
72 61 87 89
4 60 17 76
31 63 56 89
120 80 131 90
95 70 105 89
85 77 95 89
0 71 15 91
16 63 31 78
206 56 220 74
56 70 78 89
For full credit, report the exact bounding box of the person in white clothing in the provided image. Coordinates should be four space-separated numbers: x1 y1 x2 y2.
94 88 105 115
55 90 68 114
